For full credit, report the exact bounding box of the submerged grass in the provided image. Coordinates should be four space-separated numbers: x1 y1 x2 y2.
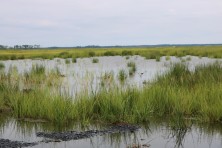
1 62 222 124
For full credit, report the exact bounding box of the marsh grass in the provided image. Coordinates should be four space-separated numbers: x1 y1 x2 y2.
1 62 222 125
31 64 45 75
156 56 161 62
103 51 118 56
89 51 96 57
118 69 127 82
100 72 114 87
127 61 136 76
92 58 99 63
127 61 135 67
72 57 77 63
0 62 4 70
1 46 222 60
165 56 171 61
186 56 191 61
10 55 17 60
65 59 71 64
125 56 130 60
122 50 133 56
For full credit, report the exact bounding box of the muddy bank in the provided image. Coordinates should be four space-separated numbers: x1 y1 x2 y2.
36 124 140 141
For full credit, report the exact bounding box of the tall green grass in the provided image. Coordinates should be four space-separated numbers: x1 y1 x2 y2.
1 62 222 124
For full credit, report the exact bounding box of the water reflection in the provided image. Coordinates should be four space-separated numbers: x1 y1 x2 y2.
0 115 222 148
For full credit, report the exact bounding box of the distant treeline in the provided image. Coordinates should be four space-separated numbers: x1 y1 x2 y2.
0 45 40 49
41 44 222 49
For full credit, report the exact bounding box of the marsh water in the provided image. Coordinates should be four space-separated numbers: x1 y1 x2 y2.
1 56 222 148
1 115 222 148
2 56 220 96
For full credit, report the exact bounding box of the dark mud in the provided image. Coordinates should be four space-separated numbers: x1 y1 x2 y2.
0 139 37 148
37 125 140 141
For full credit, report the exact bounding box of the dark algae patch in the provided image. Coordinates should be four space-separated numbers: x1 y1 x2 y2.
36 124 140 141
0 124 140 147
0 139 37 148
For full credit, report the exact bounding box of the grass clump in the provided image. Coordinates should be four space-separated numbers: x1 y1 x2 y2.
186 56 191 61
0 62 4 70
122 50 133 56
118 69 127 82
100 72 114 87
156 56 161 62
127 61 135 67
165 56 171 61
72 58 77 63
10 55 17 60
31 65 45 75
127 61 136 76
58 52 72 58
92 58 99 63
89 51 96 57
125 56 130 60
65 59 71 64
104 51 117 56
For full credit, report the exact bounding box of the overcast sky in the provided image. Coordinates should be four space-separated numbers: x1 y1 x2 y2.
0 0 222 47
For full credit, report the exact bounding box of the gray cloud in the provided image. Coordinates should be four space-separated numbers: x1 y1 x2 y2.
0 0 222 46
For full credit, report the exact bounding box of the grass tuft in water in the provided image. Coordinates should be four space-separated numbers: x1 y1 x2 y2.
0 62 5 70
127 61 136 76
92 58 99 63
165 56 171 61
72 58 77 63
118 69 127 82
65 59 71 64
31 65 45 75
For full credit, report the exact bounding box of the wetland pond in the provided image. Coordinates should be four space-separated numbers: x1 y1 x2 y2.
1 55 222 148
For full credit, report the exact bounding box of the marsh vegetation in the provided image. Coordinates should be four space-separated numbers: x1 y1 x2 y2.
0 53 222 147
0 56 222 125
1 46 222 60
